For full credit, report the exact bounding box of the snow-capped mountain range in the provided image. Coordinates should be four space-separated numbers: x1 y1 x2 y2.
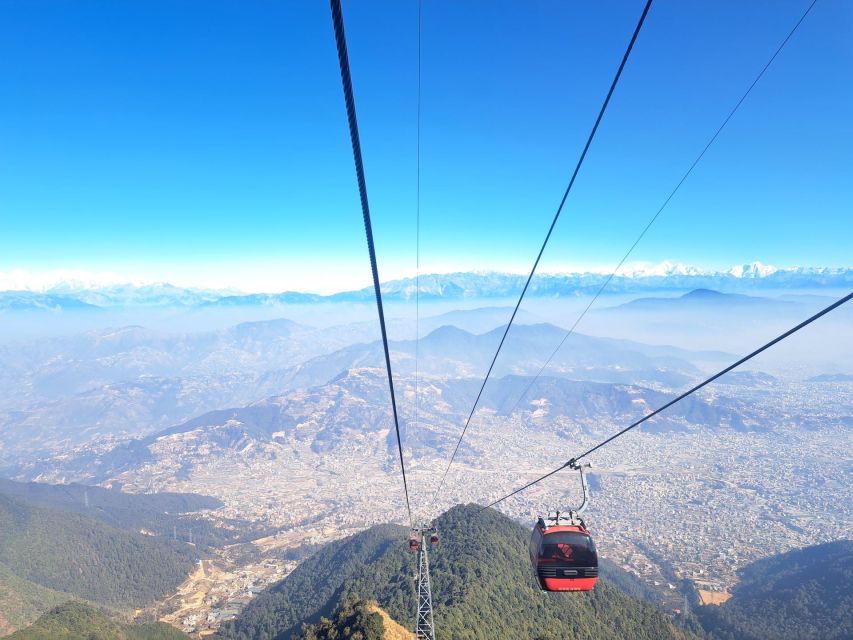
0 262 850 310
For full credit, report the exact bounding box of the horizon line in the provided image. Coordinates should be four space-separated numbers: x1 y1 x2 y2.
1 261 851 298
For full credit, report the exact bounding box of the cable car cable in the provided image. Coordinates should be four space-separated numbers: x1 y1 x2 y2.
414 0 423 526
481 291 853 510
431 0 655 509
493 0 819 428
330 0 414 528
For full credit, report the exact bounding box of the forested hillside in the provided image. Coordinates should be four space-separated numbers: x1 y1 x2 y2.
6 601 187 640
696 539 853 640
219 505 696 640
0 479 247 550
0 478 220 521
0 494 197 607
0 563 72 636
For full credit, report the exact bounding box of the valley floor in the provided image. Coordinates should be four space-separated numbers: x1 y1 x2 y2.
132 384 850 634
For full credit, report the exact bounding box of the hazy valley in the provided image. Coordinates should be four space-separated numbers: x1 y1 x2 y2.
0 280 850 638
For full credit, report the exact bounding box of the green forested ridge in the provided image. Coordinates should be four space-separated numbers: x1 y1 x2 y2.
219 504 696 640
5 601 187 640
294 599 385 640
0 561 74 635
696 539 852 640
0 478 246 549
0 478 221 516
0 494 196 607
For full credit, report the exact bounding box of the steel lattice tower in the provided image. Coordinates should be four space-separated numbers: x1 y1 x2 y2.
414 532 436 640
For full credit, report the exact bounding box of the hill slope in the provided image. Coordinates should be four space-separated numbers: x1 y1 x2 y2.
294 599 410 640
276 322 711 391
696 539 853 640
219 505 695 640
0 494 196 608
0 478 243 550
0 562 73 636
6 601 187 640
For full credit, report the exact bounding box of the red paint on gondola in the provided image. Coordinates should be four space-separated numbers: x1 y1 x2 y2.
541 576 597 591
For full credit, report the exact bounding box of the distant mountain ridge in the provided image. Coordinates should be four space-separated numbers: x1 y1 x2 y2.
614 288 801 312
807 373 853 382
0 317 729 464
271 321 724 391
21 367 754 485
0 479 240 550
3 263 851 309
0 292 101 312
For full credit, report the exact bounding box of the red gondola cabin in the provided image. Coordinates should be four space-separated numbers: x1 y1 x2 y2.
430 533 439 546
529 517 598 592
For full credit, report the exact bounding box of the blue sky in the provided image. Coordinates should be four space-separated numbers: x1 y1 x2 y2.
1 0 850 293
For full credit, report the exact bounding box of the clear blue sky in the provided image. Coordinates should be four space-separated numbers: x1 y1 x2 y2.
1 0 850 293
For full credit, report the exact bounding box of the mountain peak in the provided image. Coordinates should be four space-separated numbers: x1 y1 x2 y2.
681 288 725 299
622 260 704 277
727 261 778 278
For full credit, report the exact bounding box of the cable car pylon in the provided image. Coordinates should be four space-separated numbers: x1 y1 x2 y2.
410 526 438 640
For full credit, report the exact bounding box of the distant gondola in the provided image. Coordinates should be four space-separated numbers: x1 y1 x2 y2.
409 528 438 551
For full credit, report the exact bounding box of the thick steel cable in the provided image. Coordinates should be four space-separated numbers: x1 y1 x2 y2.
330 0 413 528
431 0 655 509
481 291 853 510
413 0 423 526
495 0 820 425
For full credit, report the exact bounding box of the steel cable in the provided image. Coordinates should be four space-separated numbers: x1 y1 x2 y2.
481 291 853 510
432 0 655 509
330 0 413 528
493 0 820 427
